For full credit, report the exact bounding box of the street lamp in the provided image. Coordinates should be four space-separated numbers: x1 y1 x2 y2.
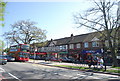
101 48 107 71
33 42 37 63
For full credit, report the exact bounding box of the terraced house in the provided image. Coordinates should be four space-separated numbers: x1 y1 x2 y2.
30 28 120 64
34 32 104 61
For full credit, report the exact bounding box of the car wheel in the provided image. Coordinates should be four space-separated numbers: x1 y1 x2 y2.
2 63 6 65
2 63 4 65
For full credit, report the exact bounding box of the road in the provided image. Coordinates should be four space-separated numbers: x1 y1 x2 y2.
0 62 119 81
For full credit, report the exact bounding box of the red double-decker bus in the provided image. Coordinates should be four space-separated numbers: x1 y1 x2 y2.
8 44 30 61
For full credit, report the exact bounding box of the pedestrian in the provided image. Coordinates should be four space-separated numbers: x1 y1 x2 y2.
92 56 98 68
100 57 104 68
97 57 104 68
79 57 83 63
87 55 93 68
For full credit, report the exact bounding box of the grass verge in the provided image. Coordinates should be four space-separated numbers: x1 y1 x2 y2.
111 66 120 69
54 65 120 74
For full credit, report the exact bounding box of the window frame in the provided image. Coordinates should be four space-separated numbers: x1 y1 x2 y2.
69 44 74 49
92 41 99 47
76 43 81 48
84 42 89 48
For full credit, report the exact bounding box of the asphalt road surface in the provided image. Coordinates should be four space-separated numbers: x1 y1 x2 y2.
0 62 119 81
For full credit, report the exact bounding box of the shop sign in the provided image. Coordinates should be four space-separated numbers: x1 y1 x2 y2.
31 52 47 55
59 52 68 54
82 49 102 54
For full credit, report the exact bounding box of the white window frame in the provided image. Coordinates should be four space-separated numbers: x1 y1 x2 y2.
92 41 99 47
69 44 74 49
84 42 88 48
76 43 81 48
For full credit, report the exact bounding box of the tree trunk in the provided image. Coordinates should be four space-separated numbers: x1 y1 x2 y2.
102 2 118 67
110 47 118 67
107 34 118 66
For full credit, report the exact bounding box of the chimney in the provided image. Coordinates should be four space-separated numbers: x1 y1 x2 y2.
71 34 73 37
51 39 53 41
71 34 74 40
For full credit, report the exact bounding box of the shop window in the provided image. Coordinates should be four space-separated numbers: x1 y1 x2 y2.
84 42 88 48
92 41 99 47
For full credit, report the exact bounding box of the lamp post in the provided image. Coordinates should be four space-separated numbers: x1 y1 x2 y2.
102 48 107 71
101 39 107 71
33 42 37 63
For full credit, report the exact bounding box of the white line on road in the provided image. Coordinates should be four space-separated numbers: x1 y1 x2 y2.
0 67 5 72
0 67 21 81
8 73 21 80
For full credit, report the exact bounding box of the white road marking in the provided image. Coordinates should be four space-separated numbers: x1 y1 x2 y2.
0 67 21 81
0 67 5 72
8 72 21 81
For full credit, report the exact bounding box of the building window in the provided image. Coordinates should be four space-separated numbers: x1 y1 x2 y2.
69 44 74 49
63 45 67 50
84 42 88 48
60 46 62 50
92 41 99 47
76 43 81 48
105 40 109 47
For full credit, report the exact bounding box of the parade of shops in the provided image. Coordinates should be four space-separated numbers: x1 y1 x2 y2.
30 31 108 63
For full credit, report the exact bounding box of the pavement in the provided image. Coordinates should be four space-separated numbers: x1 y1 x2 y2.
28 59 120 76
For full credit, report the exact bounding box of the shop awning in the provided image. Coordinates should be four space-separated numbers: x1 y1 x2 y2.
59 52 68 54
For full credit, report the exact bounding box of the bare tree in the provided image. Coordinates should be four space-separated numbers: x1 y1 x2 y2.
0 0 6 27
74 0 120 67
0 40 4 54
3 20 47 45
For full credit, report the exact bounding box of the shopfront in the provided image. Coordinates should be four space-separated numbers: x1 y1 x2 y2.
58 51 68 58
68 50 81 61
30 52 47 60
81 49 102 61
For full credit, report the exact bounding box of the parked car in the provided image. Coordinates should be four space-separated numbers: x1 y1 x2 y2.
29 55 41 60
0 55 7 65
35 56 41 60
67 57 76 63
45 57 51 61
29 55 34 59
50 57 62 62
6 55 15 62
60 57 73 63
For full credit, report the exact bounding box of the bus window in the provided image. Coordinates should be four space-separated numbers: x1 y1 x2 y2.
9 53 14 56
21 45 30 52
10 46 18 52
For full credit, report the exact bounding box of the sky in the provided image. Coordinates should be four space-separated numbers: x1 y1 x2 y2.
0 0 93 45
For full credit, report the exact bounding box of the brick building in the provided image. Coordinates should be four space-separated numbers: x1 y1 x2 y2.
35 31 104 61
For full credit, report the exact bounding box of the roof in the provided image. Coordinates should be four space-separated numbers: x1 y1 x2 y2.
31 41 51 47
69 32 100 43
54 37 71 45
35 31 103 47
46 31 101 45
